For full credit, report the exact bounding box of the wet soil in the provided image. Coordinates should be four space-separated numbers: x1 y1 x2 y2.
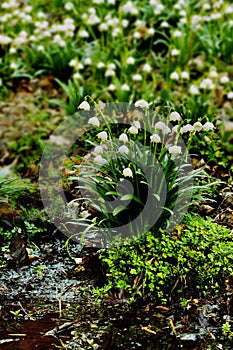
1 233 233 349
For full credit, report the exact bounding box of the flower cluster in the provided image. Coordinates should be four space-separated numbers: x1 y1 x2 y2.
1 0 232 118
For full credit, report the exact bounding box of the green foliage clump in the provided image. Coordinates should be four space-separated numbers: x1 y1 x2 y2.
98 214 233 303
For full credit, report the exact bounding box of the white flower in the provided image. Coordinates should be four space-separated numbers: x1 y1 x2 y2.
97 131 108 140
128 126 138 134
84 57 92 65
99 22 108 31
219 76 229 84
123 168 133 178
173 30 182 37
112 27 120 37
189 85 199 95
203 122 215 131
150 134 161 143
94 155 108 165
64 2 74 10
122 1 138 14
209 70 218 78
147 27 155 35
154 3 164 14
37 45 44 51
170 72 179 80
53 34 65 47
200 78 215 90
180 10 187 17
161 21 169 28
78 30 89 38
162 126 171 135
78 101 90 111
122 83 130 91
73 73 82 79
180 17 187 24
10 62 17 69
154 121 166 129
69 59 77 67
135 99 149 108
105 69 115 77
119 145 129 154
107 63 116 70
97 61 105 69
168 145 182 154
171 49 180 56
88 117 100 127
119 133 129 142
181 71 189 79
9 47 16 54
135 20 144 28
193 122 203 131
108 84 116 91
180 124 194 133
87 13 100 25
169 111 181 121
227 91 233 99
93 145 103 155
132 74 142 81
126 56 135 65
122 19 129 27
172 125 179 133
142 64 152 73
0 34 12 45
133 120 141 129
133 31 140 39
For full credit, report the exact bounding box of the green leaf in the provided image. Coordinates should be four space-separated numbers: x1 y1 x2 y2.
113 205 126 216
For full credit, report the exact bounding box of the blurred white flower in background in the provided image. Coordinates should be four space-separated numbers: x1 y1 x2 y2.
168 145 182 154
170 72 179 80
119 145 130 154
135 99 149 108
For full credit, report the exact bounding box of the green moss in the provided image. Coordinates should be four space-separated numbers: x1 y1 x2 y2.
98 214 233 303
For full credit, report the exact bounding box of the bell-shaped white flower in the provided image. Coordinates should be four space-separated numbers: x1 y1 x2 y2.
123 167 133 177
203 122 215 131
97 131 108 140
78 101 90 110
88 117 100 127
94 155 108 165
133 120 141 129
193 122 203 132
150 134 161 143
93 145 103 155
119 145 129 154
168 145 182 154
119 133 129 142
135 99 149 108
180 124 194 133
128 125 138 134
169 111 182 121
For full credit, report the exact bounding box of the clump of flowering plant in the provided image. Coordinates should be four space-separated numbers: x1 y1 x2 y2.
69 100 217 247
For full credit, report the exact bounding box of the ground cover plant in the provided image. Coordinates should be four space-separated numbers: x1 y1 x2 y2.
0 0 233 348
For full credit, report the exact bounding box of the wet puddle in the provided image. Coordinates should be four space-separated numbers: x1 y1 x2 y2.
0 313 60 349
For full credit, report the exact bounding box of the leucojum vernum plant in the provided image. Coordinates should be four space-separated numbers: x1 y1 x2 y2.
65 99 217 248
